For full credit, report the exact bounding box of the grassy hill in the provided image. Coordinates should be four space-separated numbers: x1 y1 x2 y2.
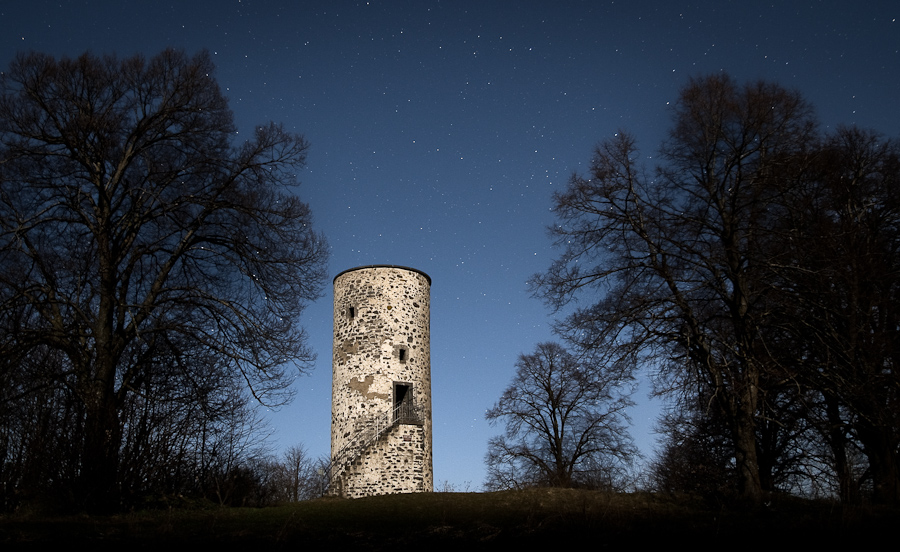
1 489 895 549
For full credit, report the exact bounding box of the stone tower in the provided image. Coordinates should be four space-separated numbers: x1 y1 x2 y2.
329 265 432 498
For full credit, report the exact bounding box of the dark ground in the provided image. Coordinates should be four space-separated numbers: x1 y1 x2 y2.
1 489 896 550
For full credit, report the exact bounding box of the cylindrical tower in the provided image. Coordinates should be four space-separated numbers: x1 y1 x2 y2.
330 265 432 498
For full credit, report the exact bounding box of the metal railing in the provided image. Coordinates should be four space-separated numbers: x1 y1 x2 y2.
326 400 422 494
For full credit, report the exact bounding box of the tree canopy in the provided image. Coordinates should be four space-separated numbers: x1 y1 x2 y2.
0 49 328 510
534 74 900 504
485 342 637 490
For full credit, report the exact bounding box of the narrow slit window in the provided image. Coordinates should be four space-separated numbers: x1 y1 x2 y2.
347 306 355 320
398 348 407 362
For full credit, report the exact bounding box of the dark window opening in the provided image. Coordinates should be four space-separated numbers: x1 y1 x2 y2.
347 306 355 320
398 347 408 362
393 383 417 423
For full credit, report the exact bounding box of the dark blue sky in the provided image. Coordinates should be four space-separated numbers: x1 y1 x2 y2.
2 0 898 489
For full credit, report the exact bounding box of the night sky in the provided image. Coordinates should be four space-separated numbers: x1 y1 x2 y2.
2 1 898 489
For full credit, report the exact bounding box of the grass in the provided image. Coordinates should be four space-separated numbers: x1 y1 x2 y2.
1 489 896 549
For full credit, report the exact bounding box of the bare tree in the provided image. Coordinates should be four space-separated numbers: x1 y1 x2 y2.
485 342 637 490
533 74 818 503
775 127 900 504
269 444 326 502
0 49 328 510
650 395 737 500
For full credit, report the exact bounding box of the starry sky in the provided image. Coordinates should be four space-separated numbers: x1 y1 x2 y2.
2 0 898 490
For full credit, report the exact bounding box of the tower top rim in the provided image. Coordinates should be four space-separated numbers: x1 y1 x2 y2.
333 265 432 285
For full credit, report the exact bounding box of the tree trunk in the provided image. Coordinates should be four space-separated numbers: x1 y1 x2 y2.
731 403 764 504
858 426 900 505
80 381 121 512
823 395 858 504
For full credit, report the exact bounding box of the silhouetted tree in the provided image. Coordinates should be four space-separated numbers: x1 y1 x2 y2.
485 342 637 490
774 127 900 504
0 49 328 511
267 445 327 502
651 380 817 501
533 74 818 503
650 395 736 501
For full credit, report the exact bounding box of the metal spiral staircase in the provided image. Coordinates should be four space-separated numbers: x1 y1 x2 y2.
326 399 422 495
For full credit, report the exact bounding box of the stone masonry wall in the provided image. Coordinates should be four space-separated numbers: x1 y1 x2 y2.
338 424 428 498
331 266 432 497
